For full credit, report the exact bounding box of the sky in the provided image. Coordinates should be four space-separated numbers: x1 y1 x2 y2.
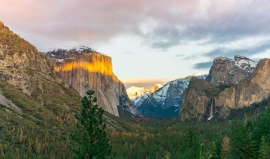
1 0 270 88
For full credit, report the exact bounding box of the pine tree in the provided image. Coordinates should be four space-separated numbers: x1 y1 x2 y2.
180 127 200 159
259 136 270 159
70 90 111 159
229 121 257 159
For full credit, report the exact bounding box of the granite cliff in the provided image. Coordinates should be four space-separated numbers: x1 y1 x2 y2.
180 56 270 121
46 48 140 117
215 58 270 111
206 55 257 85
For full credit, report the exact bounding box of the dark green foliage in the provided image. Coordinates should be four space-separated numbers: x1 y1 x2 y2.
259 136 270 159
229 121 257 159
214 140 222 159
108 118 230 159
70 90 111 159
181 127 200 158
252 107 270 145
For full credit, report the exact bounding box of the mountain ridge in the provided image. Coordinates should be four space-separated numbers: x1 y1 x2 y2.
134 74 207 117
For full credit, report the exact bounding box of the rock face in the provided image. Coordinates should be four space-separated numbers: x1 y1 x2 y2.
180 55 270 121
46 48 140 117
206 55 257 85
180 78 220 121
216 58 270 110
0 21 81 114
134 75 206 117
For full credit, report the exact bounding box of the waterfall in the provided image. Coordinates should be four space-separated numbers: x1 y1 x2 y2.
207 99 214 121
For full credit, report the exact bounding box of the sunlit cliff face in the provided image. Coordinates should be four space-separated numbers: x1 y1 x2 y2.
52 52 118 79
54 61 113 76
47 52 126 116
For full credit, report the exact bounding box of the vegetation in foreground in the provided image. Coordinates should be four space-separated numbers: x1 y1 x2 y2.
70 90 111 159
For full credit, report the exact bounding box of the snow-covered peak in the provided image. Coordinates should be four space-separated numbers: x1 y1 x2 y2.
215 56 229 61
46 46 96 57
127 84 163 100
149 84 163 93
126 86 148 100
213 55 258 73
234 55 258 73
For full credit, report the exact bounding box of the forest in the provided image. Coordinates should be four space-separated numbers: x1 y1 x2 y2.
1 93 270 159
110 97 270 159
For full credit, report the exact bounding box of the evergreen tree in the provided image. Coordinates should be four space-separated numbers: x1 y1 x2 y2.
70 90 111 159
259 136 270 159
214 140 222 159
229 121 257 159
180 127 200 159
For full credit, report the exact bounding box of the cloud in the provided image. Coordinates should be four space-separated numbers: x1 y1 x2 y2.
1 0 270 51
193 61 213 70
191 39 270 70
205 40 270 59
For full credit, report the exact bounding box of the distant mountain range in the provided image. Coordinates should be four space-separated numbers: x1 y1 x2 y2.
128 75 207 117
128 55 270 120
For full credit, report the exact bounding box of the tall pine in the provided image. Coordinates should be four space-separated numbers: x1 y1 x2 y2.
229 121 257 159
70 90 111 159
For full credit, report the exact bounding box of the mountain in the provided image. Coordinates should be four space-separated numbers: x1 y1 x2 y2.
206 55 257 85
0 21 81 113
46 48 140 117
134 75 207 117
126 84 163 100
179 55 270 121
0 20 86 157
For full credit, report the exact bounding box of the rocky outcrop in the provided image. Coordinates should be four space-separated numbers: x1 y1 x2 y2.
215 58 270 113
180 56 270 121
206 55 257 85
46 48 140 117
179 78 220 121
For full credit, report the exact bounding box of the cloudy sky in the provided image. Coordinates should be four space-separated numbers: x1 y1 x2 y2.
1 0 270 87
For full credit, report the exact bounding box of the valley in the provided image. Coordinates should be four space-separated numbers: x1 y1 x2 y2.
1 18 270 159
